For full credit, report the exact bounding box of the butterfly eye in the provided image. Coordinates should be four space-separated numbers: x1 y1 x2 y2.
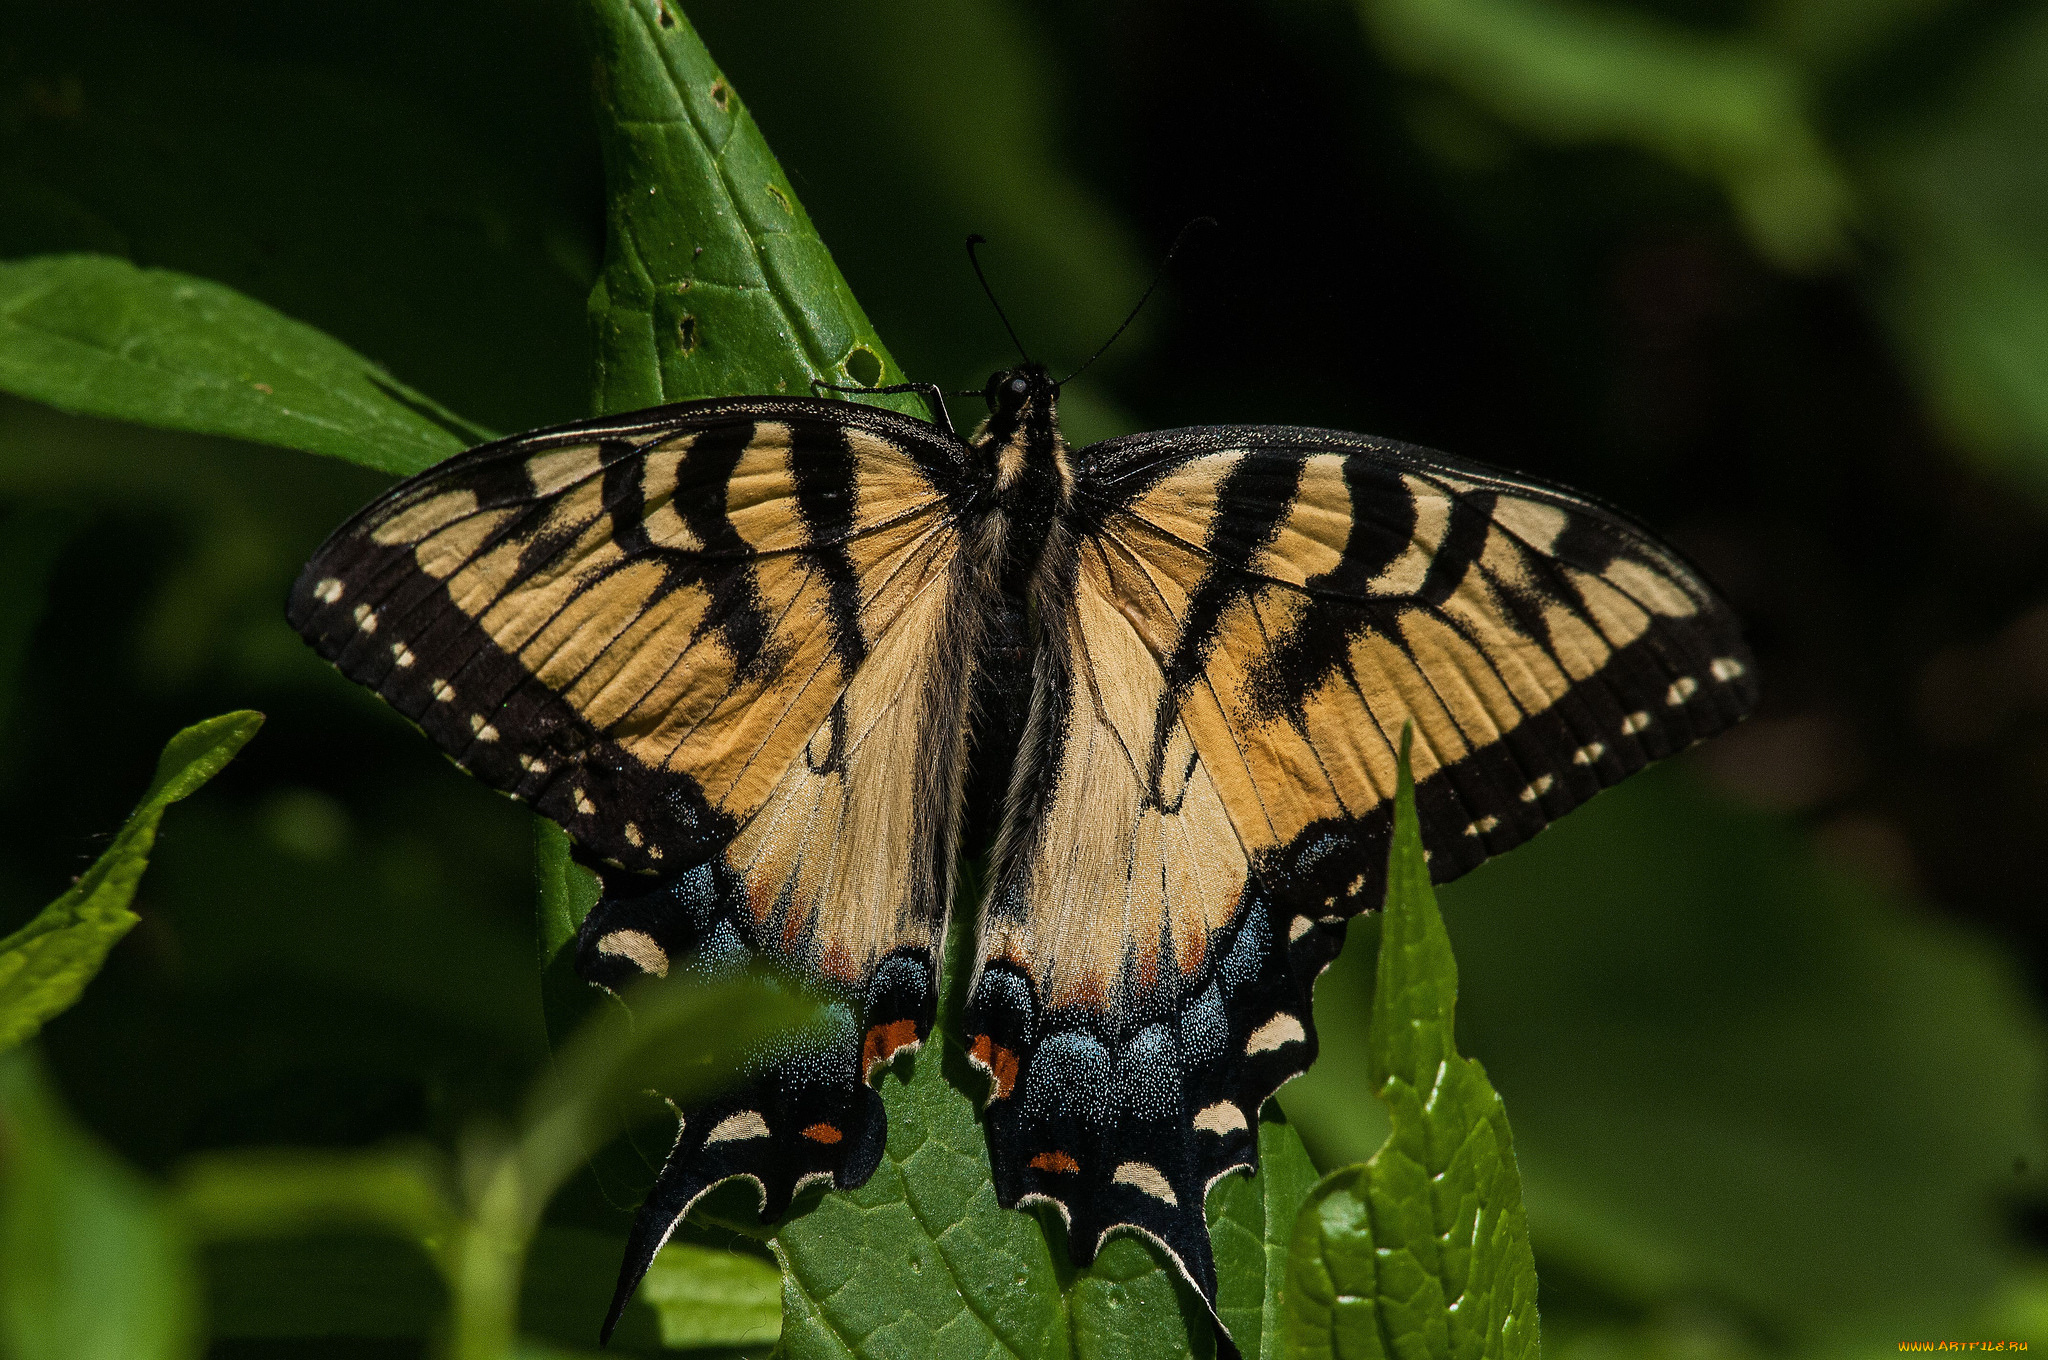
1008 376 1029 396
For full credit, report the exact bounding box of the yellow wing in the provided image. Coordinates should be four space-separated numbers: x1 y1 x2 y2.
291 399 978 993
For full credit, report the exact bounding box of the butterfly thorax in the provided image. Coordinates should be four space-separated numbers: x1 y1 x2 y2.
970 363 1072 597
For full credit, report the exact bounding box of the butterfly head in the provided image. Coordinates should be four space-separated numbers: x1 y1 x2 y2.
975 363 1067 496
982 362 1059 421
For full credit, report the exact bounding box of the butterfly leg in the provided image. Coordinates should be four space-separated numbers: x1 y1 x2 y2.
809 378 956 439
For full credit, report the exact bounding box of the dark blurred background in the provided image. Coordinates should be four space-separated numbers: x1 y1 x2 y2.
2 0 2045 1354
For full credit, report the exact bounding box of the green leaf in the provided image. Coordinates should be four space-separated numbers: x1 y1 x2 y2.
1210 1106 1322 1360
1283 747 1539 1360
173 1146 455 1252
772 1033 1228 1359
638 1239 782 1349
0 1048 201 1360
770 868 1307 1359
577 0 921 417
0 709 262 1054
0 254 486 475
537 819 608 1045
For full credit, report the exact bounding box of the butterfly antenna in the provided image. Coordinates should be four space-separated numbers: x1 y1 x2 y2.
1058 215 1216 386
966 233 1032 363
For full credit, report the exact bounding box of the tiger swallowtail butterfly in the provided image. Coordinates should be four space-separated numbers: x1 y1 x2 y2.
290 363 1755 1349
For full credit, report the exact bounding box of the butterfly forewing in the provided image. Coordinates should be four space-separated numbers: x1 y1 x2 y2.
965 424 1755 1307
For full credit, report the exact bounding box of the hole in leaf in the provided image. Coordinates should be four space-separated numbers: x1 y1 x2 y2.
844 346 883 388
676 314 699 356
709 79 730 111
656 1 674 26
764 183 791 214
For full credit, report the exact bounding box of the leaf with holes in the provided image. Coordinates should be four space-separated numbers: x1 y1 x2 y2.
579 0 921 418
1282 750 1540 1360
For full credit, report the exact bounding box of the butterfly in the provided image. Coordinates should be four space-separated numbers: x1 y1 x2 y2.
289 362 1755 1349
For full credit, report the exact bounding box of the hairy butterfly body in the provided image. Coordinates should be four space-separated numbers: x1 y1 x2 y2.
291 362 1755 1350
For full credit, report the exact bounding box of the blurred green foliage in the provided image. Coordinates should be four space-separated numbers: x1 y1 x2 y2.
0 0 2043 1356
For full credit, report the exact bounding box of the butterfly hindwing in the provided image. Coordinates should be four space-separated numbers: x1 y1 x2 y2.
289 399 985 1329
966 424 1755 1308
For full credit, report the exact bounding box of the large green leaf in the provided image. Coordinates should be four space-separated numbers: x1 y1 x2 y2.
0 254 483 475
567 4 1320 1353
578 0 920 417
0 710 262 1054
0 1049 201 1360
772 1032 1214 1360
635 1238 782 1349
1283 749 1540 1360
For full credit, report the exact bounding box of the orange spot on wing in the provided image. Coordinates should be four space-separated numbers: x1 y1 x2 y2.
1030 1150 1079 1174
968 1034 1019 1101
781 895 811 948
819 939 857 985
861 1018 920 1079
801 1123 843 1144
1065 974 1107 1012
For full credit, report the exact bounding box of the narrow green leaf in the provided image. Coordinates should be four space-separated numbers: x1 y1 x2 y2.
1282 748 1539 1360
0 254 487 475
537 819 608 1045
0 1048 201 1360
0 709 262 1054
172 1147 456 1253
1210 1106 1322 1360
522 1224 781 1354
578 0 921 417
